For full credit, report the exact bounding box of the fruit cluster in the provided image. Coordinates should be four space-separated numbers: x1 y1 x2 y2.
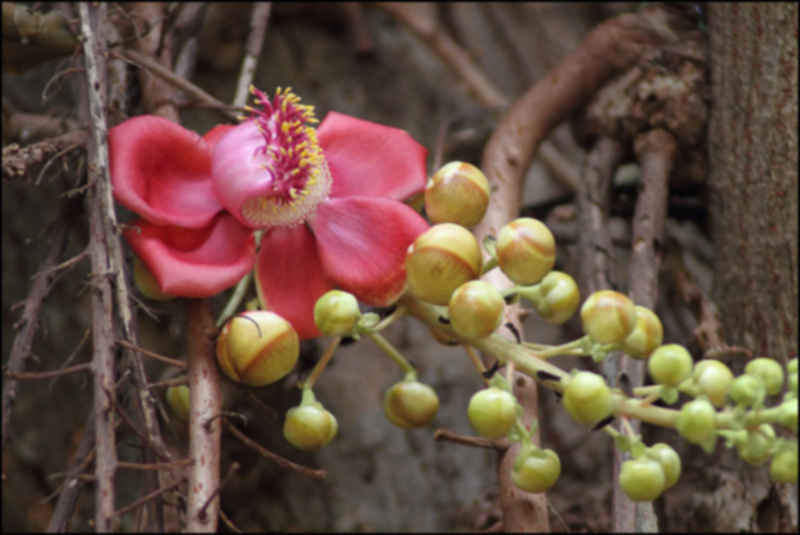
153 160 797 501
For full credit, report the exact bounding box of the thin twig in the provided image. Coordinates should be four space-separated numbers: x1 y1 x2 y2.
117 458 193 472
433 428 508 452
46 412 95 532
3 216 69 451
116 339 187 369
232 3 271 108
219 508 243 533
113 480 182 518
2 130 87 182
6 362 91 380
198 462 239 523
224 420 328 480
114 49 240 121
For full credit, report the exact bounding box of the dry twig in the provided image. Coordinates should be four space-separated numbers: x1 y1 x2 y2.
232 3 271 108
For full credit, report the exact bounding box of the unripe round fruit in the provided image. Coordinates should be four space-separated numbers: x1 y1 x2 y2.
511 448 561 493
448 280 505 339
648 344 693 387
744 357 784 396
622 306 663 359
133 256 174 301
425 161 490 227
736 424 775 466
283 404 338 450
534 271 580 324
619 458 666 501
216 311 299 386
693 359 734 407
647 443 681 490
778 399 798 433
728 374 766 407
580 290 637 344
496 218 555 285
405 223 482 305
769 440 798 484
562 371 612 425
675 398 716 445
165 385 190 421
383 380 440 428
467 387 517 439
313 290 360 336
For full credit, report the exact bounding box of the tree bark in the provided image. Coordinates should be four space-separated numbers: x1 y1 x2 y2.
707 4 798 532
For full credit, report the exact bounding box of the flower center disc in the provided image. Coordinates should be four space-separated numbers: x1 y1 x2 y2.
240 86 331 228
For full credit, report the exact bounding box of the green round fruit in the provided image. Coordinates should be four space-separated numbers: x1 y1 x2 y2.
621 306 663 359
675 398 716 445
580 290 637 344
512 447 561 493
647 443 681 490
283 404 338 451
744 357 784 396
425 161 490 227
562 371 612 426
448 280 505 339
619 458 666 501
736 424 776 466
693 359 734 407
383 380 440 428
648 344 693 387
728 374 766 407
769 440 798 484
496 218 556 285
534 271 580 325
467 387 517 439
405 223 482 305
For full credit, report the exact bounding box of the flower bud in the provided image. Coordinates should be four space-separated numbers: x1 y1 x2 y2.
693 359 734 408
216 311 299 386
744 357 784 396
425 161 490 227
467 387 517 439
676 398 716 445
165 385 190 421
512 446 561 493
728 374 766 407
562 371 612 426
648 344 693 387
580 290 637 344
383 380 439 428
283 403 338 450
448 280 504 339
778 399 798 433
313 290 360 336
496 218 555 285
405 223 482 305
133 256 174 301
621 306 663 359
619 458 665 502
532 271 580 325
769 440 798 484
736 423 775 466
647 443 681 490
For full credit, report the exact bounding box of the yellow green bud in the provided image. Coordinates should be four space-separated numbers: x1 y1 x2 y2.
448 280 504 339
533 271 580 325
580 290 637 344
424 161 490 227
467 387 517 439
165 385 190 421
283 403 338 450
744 357 784 396
133 256 174 301
497 218 556 285
562 371 612 426
693 359 734 408
621 306 663 359
383 380 439 428
313 290 360 336
648 344 693 387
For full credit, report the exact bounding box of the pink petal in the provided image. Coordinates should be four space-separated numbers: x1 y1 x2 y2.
203 124 236 149
310 196 429 306
317 111 428 201
211 120 275 228
254 225 334 339
110 115 223 228
124 214 255 298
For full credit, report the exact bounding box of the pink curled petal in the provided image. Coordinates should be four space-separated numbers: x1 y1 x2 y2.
109 115 223 228
254 225 334 339
310 196 429 306
211 120 274 228
317 111 428 201
123 215 256 298
203 124 236 149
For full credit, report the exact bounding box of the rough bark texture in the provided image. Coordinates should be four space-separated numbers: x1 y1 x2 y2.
705 3 798 532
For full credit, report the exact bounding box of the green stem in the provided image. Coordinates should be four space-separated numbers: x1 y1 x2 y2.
216 272 252 328
303 336 341 390
365 331 416 376
480 256 498 275
373 305 407 331
524 336 590 359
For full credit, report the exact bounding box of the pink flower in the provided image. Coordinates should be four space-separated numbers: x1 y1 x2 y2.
110 88 429 338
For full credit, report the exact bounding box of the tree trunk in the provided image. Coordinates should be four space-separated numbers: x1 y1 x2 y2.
707 3 798 531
